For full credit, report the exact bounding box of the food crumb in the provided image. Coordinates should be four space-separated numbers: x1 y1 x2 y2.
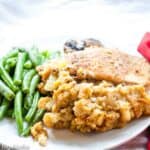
31 121 48 146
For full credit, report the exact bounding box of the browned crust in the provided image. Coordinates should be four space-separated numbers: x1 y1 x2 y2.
64 47 150 85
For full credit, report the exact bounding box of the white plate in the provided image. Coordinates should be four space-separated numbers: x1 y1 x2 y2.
0 117 150 150
0 43 150 150
0 44 150 150
0 36 149 150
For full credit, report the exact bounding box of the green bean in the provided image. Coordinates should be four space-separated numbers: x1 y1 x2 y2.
23 69 28 78
28 46 42 66
14 52 27 85
0 95 2 105
0 80 15 101
0 58 18 92
22 107 27 117
17 48 26 53
24 96 30 109
22 69 36 93
5 49 18 58
21 125 31 137
24 60 33 69
30 75 40 96
21 121 29 136
32 109 45 124
21 109 45 136
5 48 25 60
40 50 50 59
0 98 10 120
6 109 13 118
25 91 40 123
4 64 11 72
26 74 40 107
6 57 17 68
14 91 23 135
40 50 61 64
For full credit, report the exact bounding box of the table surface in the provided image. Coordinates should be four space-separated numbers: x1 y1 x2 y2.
0 1 150 149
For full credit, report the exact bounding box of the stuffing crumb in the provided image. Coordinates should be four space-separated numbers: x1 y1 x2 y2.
38 97 53 111
31 122 48 146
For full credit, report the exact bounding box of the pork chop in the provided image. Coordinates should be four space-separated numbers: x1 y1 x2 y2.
64 47 150 86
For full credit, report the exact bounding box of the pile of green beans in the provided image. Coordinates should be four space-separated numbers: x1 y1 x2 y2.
0 47 57 136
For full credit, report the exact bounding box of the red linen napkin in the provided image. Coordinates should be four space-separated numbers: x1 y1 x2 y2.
138 32 150 61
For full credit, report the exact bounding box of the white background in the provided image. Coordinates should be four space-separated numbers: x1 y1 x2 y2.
0 0 149 55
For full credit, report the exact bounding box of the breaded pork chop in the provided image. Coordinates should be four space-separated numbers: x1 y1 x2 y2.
64 48 150 86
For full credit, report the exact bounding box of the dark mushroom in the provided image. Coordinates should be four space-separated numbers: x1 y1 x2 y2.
64 38 103 53
64 40 85 53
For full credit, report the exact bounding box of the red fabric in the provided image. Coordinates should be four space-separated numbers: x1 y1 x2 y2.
147 142 150 150
147 129 150 150
138 32 150 62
